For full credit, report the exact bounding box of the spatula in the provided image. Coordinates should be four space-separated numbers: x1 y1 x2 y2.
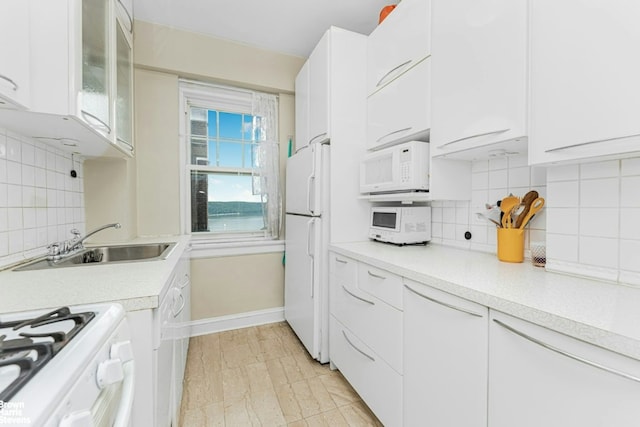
518 197 545 229
500 195 520 228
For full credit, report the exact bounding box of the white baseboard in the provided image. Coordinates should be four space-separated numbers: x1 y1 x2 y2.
189 307 285 337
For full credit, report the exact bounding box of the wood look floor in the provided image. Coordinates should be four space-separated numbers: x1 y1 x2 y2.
179 321 383 426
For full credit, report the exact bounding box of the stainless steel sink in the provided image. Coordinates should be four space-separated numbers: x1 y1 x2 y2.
13 243 176 271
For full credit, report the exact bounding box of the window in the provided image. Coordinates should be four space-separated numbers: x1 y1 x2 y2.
180 81 280 240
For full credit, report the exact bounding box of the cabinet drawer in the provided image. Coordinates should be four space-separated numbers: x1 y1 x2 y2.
367 58 431 151
358 263 403 310
367 0 430 96
404 280 488 427
330 276 403 373
329 252 358 284
330 316 403 427
490 311 640 427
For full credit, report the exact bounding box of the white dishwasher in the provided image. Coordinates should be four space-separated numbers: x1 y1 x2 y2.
155 282 175 427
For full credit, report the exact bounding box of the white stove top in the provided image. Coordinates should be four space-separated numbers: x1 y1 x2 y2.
0 303 131 426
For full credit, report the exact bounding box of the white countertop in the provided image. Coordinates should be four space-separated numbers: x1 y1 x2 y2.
0 235 191 314
330 241 640 361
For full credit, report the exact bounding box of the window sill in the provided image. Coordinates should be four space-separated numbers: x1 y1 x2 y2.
189 237 285 258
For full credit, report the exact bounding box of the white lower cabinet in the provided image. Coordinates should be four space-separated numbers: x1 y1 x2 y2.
330 316 403 426
403 279 488 427
331 251 640 427
329 253 403 426
489 311 640 427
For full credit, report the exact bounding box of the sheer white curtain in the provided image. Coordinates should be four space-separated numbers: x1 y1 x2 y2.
252 93 281 239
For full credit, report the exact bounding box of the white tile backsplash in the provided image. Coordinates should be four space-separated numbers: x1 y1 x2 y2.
579 208 618 238
620 239 640 273
540 157 640 286
546 233 579 263
0 127 85 266
621 158 640 176
546 180 579 208
579 236 619 269
489 169 508 189
621 176 640 207
580 178 619 208
508 166 530 188
620 208 640 240
433 154 640 286
580 160 619 179
547 164 579 182
433 154 545 252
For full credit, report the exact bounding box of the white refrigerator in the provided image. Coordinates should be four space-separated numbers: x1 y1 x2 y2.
284 142 331 363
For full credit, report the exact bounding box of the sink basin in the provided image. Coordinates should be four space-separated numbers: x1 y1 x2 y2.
13 243 176 271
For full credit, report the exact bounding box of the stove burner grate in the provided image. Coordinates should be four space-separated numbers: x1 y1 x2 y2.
0 307 96 401
0 343 53 402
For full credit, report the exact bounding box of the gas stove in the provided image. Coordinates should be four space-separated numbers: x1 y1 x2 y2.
0 304 134 426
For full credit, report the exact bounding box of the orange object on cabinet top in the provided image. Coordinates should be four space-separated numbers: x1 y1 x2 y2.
379 4 397 24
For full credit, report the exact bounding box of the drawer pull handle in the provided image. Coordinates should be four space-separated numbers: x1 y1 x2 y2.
81 110 112 134
117 0 133 33
405 284 484 318
178 273 190 289
367 270 386 280
544 132 640 153
493 319 640 384
308 132 328 145
437 128 510 149
172 290 186 318
335 258 348 264
0 74 18 91
117 137 133 149
342 285 375 305
376 127 412 144
376 59 412 88
342 331 375 362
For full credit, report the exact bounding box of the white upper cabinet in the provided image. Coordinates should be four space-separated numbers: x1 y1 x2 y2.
294 61 310 152
115 0 133 34
81 0 112 138
0 0 134 158
295 31 330 151
367 0 430 97
430 0 528 159
367 58 430 151
528 0 640 165
366 0 431 151
0 1 31 110
307 33 330 146
115 14 134 150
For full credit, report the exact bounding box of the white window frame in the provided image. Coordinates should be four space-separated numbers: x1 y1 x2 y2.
178 79 283 253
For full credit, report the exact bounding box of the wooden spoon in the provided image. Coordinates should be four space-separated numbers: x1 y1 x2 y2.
518 197 545 229
500 195 520 228
514 190 539 229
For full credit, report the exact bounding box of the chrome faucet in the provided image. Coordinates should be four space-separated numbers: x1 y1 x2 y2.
47 223 121 260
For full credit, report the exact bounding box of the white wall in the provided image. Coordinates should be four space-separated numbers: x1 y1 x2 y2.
0 127 85 267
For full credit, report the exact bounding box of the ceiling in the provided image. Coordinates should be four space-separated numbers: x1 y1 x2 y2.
133 0 395 58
